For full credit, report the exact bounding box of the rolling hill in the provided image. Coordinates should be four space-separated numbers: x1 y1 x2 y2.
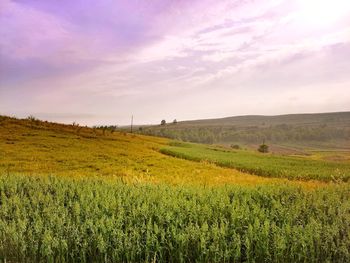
179 111 350 127
139 111 350 150
0 115 291 186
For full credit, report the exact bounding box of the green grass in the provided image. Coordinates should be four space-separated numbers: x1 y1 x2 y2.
1 174 349 263
160 142 350 182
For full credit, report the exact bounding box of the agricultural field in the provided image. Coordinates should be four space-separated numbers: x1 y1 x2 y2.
1 116 350 262
1 174 349 263
160 142 350 182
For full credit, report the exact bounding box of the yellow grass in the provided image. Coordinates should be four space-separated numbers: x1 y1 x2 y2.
0 116 327 188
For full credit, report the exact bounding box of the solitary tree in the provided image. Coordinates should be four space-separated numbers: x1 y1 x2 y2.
161 120 166 126
27 115 37 122
173 119 177 124
258 140 269 153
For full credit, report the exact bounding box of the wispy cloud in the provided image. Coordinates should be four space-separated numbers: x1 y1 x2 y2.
1 0 349 124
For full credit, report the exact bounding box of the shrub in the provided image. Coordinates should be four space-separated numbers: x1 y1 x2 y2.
27 115 37 122
258 143 269 153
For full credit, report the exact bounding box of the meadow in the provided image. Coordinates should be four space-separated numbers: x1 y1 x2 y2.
160 142 350 182
0 116 320 187
0 115 350 262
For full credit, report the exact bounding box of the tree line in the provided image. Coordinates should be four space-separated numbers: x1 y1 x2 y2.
139 124 350 144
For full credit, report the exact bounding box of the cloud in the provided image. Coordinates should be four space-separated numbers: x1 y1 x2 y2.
0 0 350 125
0 0 78 60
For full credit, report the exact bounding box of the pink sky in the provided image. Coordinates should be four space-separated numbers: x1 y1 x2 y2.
1 0 350 125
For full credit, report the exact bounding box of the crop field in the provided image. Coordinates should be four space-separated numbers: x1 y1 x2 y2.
0 116 350 262
1 174 350 263
160 142 350 182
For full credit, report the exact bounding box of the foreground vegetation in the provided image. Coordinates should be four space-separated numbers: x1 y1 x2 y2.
160 142 350 182
1 174 349 263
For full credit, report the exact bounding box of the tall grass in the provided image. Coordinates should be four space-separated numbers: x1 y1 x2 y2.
0 174 349 262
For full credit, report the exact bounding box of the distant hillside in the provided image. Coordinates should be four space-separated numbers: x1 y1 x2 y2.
139 112 350 149
178 111 350 127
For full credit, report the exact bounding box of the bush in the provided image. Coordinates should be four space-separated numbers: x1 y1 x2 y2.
27 115 37 122
258 143 269 153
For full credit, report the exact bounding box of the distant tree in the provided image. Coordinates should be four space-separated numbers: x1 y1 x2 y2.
27 115 37 122
27 115 39 127
173 119 177 124
258 141 269 153
161 120 166 126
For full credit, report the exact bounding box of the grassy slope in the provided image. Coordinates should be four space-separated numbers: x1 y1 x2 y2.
1 115 316 187
160 142 350 182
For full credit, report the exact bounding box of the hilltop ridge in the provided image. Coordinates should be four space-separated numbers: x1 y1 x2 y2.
178 111 350 127
139 111 350 149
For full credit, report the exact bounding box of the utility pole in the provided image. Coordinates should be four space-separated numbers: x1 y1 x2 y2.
130 115 133 133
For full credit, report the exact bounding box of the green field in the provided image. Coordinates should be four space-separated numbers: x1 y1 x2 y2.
1 174 349 263
160 142 350 182
1 116 350 262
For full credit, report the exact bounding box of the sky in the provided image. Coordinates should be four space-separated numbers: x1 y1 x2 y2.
1 0 350 125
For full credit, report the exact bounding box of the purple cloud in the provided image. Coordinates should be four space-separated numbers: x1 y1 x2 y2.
1 0 350 125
